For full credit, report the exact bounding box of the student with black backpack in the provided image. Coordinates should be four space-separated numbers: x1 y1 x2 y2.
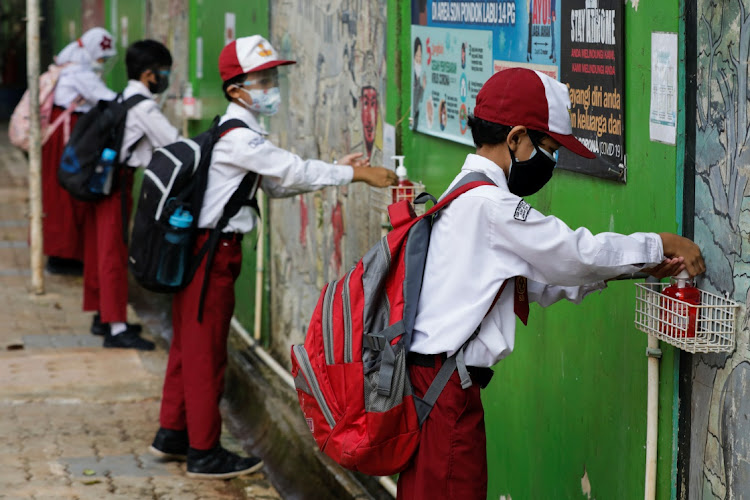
82 40 180 350
146 35 397 479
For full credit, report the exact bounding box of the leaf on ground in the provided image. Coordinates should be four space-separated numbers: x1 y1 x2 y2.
82 479 102 485
82 469 96 476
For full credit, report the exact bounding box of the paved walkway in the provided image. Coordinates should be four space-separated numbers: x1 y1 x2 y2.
0 126 281 500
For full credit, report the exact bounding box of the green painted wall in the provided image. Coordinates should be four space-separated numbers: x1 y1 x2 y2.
51 0 82 55
104 0 145 91
388 0 681 498
186 0 270 340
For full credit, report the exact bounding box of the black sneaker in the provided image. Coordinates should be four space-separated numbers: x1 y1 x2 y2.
45 257 84 276
149 428 188 461
186 446 264 479
91 314 143 336
103 327 155 351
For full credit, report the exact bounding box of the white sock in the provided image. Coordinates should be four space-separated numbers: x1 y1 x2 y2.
110 322 127 336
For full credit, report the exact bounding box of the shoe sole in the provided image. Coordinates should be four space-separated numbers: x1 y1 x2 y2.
148 445 187 462
186 460 264 479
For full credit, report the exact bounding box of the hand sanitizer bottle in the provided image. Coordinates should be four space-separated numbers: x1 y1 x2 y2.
661 270 701 338
391 155 414 203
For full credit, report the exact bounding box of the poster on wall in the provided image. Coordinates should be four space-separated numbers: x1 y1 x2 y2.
411 0 625 182
559 0 624 181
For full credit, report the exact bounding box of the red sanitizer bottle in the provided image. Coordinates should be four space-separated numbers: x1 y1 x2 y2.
662 270 700 338
392 156 414 204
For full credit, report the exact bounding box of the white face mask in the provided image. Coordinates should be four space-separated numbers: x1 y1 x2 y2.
91 61 104 75
414 63 422 79
237 86 281 115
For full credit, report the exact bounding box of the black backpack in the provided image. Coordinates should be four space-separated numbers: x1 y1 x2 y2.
58 93 147 202
129 116 260 321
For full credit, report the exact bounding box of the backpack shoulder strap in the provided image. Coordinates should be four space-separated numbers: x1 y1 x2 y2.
217 118 249 137
421 172 495 219
123 94 149 109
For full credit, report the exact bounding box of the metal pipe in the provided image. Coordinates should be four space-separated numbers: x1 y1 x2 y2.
645 335 660 500
26 0 44 294
645 275 661 500
228 316 398 498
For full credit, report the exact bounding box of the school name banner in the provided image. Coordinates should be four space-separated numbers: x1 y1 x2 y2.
410 0 625 182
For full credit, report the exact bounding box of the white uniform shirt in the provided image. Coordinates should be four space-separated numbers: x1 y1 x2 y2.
120 80 181 167
53 63 116 112
411 154 665 367
199 103 354 233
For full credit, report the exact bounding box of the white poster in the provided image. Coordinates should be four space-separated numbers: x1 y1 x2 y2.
196 37 203 79
649 32 678 145
224 13 236 47
120 17 129 48
382 123 396 170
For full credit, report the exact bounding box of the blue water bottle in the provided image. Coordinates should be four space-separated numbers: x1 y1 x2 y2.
156 208 194 287
89 148 117 195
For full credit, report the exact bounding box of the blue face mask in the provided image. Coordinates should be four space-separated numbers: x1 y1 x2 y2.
237 86 281 115
507 136 557 197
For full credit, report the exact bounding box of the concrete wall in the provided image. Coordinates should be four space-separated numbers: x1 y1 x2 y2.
689 0 750 497
266 0 389 359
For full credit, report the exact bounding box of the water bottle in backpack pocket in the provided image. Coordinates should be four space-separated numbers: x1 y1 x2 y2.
156 206 194 287
88 148 117 195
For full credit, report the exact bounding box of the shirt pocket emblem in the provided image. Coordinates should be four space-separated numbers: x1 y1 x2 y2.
514 200 531 221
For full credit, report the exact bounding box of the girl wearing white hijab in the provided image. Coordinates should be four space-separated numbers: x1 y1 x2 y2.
43 28 117 273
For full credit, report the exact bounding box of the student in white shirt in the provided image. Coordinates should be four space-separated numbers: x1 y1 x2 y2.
43 27 116 274
84 40 180 349
148 35 397 479
399 68 705 499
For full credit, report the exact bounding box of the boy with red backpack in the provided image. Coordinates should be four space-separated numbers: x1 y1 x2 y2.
147 35 397 479
397 68 705 498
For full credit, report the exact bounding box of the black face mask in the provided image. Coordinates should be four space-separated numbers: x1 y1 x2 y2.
506 137 557 197
149 71 170 94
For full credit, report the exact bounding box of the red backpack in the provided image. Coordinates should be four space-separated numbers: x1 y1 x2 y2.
290 173 494 476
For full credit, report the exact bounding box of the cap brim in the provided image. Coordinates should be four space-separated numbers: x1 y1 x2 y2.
247 60 296 73
547 131 597 159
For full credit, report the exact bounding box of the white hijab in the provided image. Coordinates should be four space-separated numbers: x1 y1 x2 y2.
56 27 116 66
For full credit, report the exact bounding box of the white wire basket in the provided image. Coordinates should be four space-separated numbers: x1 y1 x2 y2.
634 282 740 353
371 182 427 218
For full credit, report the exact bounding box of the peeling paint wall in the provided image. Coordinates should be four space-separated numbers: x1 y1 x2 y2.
267 0 388 360
690 1 750 498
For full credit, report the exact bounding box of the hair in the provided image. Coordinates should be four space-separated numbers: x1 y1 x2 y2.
467 115 549 148
222 73 247 101
414 37 422 55
125 40 172 80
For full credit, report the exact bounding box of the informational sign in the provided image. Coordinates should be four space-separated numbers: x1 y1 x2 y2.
559 0 625 181
224 12 236 47
649 32 677 145
410 26 493 146
120 16 128 48
411 0 625 182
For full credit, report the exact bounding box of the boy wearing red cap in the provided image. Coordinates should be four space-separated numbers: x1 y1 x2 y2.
398 68 704 498
149 35 397 479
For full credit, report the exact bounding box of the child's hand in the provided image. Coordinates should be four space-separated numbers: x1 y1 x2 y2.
642 257 685 279
658 233 706 277
352 166 398 187
337 152 370 168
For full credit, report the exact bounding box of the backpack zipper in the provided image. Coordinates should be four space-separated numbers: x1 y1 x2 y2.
293 345 336 429
342 270 353 363
322 279 338 365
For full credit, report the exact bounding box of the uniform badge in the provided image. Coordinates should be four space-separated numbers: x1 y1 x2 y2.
514 200 531 221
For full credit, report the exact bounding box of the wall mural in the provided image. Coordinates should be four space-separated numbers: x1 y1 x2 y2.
691 0 750 497
269 0 387 360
